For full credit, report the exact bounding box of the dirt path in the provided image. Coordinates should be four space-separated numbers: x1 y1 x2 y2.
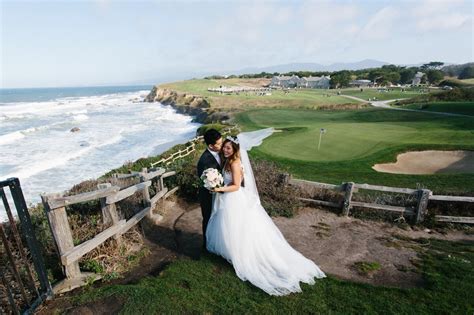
175 205 473 288
37 200 474 314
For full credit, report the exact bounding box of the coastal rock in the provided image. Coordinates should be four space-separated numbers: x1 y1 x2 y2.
70 127 81 132
145 86 211 123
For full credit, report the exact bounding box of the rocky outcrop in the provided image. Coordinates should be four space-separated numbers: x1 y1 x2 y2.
145 86 212 123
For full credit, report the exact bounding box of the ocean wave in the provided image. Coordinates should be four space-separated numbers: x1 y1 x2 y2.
73 114 89 121
1 90 146 119
0 131 25 145
0 123 62 145
2 134 124 180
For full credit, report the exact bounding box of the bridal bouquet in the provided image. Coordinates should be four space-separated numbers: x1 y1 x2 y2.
201 168 224 191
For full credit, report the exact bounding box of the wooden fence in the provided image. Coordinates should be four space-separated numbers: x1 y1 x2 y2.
41 167 177 294
150 136 202 168
291 178 474 224
150 126 240 168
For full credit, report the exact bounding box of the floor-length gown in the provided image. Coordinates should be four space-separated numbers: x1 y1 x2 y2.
206 167 326 296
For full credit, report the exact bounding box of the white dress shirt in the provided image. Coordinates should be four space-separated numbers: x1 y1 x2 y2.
208 148 221 166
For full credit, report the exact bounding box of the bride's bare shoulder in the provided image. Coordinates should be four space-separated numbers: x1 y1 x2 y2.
230 158 242 169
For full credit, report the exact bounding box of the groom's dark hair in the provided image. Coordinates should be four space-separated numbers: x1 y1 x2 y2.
204 129 222 145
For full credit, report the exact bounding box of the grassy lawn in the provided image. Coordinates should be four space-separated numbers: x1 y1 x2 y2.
460 78 474 85
236 108 474 194
338 87 427 101
399 102 474 116
161 79 361 109
76 238 474 314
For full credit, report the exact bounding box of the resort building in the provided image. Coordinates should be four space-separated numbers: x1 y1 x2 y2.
349 79 373 87
271 75 331 89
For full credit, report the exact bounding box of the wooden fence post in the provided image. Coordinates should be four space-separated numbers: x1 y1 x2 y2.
342 182 354 216
415 189 431 224
98 183 122 245
140 168 162 224
41 194 81 279
140 168 151 207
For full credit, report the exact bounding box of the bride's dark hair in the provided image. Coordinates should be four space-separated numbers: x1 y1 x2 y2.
223 138 240 171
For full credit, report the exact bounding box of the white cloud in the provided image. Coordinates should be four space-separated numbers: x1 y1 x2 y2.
417 13 472 31
300 0 359 30
359 6 400 40
411 0 473 31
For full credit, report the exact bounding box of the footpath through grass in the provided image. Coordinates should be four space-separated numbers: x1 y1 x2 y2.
236 107 474 194
76 238 473 314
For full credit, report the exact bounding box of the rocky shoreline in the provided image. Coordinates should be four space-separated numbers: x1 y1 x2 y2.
145 86 229 124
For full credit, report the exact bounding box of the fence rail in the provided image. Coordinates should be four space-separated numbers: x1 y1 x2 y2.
41 167 178 294
290 178 474 224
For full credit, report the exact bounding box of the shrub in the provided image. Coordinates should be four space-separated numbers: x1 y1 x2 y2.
165 149 203 202
398 87 474 105
196 123 226 136
251 159 303 217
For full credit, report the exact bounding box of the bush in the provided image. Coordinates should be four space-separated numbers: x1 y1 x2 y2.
251 159 303 217
165 150 203 202
398 87 474 105
196 123 226 136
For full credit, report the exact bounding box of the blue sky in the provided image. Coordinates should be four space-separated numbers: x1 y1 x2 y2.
1 0 473 88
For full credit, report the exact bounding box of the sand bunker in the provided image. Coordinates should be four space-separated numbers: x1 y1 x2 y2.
373 150 474 174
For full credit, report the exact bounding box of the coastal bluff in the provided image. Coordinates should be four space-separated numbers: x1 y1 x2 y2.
145 86 213 123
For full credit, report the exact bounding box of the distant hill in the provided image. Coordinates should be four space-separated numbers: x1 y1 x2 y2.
225 59 389 75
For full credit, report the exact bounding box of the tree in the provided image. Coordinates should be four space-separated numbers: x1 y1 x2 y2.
426 69 444 84
385 72 401 84
458 66 474 79
421 61 444 70
399 68 417 84
330 71 351 88
368 70 384 83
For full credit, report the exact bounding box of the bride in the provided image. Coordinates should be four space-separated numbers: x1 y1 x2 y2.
206 128 326 296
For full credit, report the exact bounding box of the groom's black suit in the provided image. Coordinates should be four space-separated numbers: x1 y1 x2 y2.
197 149 223 249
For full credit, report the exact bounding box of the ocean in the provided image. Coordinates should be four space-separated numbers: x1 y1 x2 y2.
0 85 200 221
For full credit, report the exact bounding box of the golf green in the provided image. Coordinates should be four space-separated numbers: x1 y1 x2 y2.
236 107 474 193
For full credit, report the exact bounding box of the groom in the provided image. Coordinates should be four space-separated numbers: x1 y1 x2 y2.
197 129 224 250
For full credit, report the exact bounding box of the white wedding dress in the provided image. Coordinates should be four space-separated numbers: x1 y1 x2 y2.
206 128 326 296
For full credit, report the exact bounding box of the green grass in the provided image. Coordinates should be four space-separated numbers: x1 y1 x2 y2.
236 107 474 194
354 261 382 276
338 87 427 101
460 78 474 85
161 78 361 109
399 102 474 116
76 238 474 314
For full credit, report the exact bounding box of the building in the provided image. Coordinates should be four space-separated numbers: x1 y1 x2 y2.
271 75 330 89
349 79 372 87
270 75 301 88
299 76 331 89
412 72 425 85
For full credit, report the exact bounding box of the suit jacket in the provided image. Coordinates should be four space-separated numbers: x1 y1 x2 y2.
197 149 223 179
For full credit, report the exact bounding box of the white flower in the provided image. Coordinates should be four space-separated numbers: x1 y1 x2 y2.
201 168 223 191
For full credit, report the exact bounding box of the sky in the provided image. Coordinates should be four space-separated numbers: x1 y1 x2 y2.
1 0 473 88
